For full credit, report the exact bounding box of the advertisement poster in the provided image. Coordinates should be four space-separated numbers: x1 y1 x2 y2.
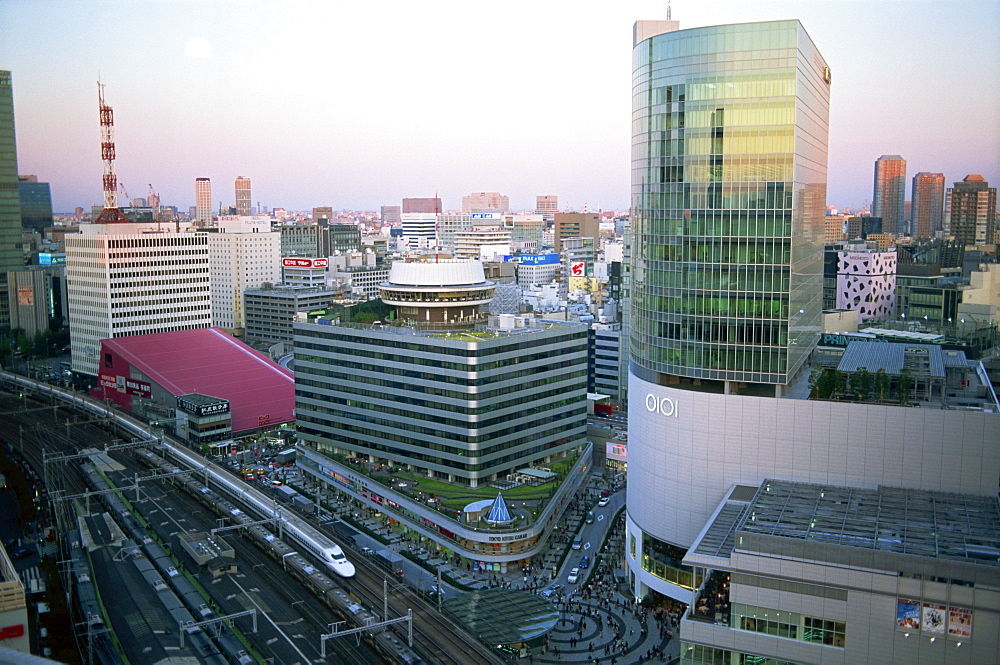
948 607 972 639
896 599 920 630
921 603 947 634
16 287 33 306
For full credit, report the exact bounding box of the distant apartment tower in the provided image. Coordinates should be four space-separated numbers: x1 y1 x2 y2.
872 154 906 234
380 205 401 226
195 177 212 224
462 192 509 213
945 174 998 247
208 219 281 333
234 176 252 216
65 221 211 376
535 195 558 221
312 206 333 223
402 197 441 214
553 212 599 251
18 175 53 233
910 172 945 238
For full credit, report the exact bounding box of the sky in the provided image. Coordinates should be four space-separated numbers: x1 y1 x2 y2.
1 0 998 214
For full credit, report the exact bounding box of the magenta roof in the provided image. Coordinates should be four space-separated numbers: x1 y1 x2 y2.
101 327 294 433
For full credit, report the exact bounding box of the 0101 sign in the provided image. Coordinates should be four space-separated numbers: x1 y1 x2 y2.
645 394 678 418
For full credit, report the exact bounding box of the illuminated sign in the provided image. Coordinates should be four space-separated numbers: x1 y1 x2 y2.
471 212 501 219
570 261 586 277
258 414 271 426
488 533 528 543
282 258 328 268
606 442 627 461
503 253 559 265
645 394 678 418
177 396 230 417
38 253 66 265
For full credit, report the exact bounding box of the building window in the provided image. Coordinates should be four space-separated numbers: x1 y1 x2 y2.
803 616 846 648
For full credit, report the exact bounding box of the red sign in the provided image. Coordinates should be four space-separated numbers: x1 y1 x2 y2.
0 624 24 640
282 258 328 268
258 414 271 426
98 374 152 399
16 287 33 306
570 261 585 276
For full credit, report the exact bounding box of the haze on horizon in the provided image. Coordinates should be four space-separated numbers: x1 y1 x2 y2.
1 0 998 214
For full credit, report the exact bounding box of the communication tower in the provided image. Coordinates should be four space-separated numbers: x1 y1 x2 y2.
93 81 130 223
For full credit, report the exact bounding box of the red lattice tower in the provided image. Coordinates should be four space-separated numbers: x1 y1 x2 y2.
94 81 129 223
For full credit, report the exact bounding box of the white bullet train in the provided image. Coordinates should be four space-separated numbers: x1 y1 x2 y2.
1 372 355 578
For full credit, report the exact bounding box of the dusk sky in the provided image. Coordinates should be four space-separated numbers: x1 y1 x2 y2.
2 0 998 214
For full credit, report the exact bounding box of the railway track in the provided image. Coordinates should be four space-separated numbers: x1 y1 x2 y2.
1 377 509 665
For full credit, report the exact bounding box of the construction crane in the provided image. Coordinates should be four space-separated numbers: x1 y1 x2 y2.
93 80 129 223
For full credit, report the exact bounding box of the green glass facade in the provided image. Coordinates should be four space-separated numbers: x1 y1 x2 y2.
630 21 829 386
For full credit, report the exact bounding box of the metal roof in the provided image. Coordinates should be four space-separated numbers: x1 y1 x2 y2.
100 327 294 433
837 341 949 378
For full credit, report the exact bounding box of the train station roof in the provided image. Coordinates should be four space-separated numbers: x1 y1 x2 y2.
442 588 559 646
98 327 294 433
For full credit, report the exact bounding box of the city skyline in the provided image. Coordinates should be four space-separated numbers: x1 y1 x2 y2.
1 0 998 214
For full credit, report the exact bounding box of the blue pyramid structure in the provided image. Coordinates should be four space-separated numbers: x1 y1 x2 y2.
485 492 512 524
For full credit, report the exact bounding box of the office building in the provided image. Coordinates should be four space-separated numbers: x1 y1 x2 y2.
17 175 53 233
244 285 337 343
400 213 437 242
234 176 252 216
589 325 621 402
453 226 512 260
945 174 997 247
910 172 945 238
195 177 212 224
535 195 558 220
508 213 545 249
826 247 897 322
207 219 281 334
0 71 24 327
295 259 588 485
280 224 326 257
65 221 211 377
326 222 361 254
873 155 907 234
402 197 441 214
312 206 333 223
553 212 599 251
462 192 509 213
628 22 999 665
380 205 401 226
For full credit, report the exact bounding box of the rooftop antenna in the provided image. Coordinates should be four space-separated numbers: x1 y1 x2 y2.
93 80 129 223
666 0 671 20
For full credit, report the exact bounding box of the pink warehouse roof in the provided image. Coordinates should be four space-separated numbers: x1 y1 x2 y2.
101 328 294 433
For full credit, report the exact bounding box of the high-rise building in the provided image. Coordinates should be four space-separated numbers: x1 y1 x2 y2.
195 177 212 224
208 218 281 334
0 71 25 327
553 212 599 251
65 220 211 376
945 174 997 247
629 19 1000 665
234 176 251 216
628 13 830 593
401 197 441 214
910 171 945 238
507 213 545 249
462 192 509 213
312 206 333 223
873 154 907 234
535 195 558 221
17 175 53 233
400 213 437 242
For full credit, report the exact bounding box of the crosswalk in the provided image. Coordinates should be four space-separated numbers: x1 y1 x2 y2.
20 566 46 594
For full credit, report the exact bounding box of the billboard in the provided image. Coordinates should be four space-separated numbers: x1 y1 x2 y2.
98 373 152 399
503 253 560 265
282 258 328 268
16 287 33 306
570 261 586 277
38 253 66 265
177 396 230 417
606 442 627 462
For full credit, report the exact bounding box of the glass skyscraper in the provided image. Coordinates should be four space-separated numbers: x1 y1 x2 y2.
873 154 907 234
630 20 829 392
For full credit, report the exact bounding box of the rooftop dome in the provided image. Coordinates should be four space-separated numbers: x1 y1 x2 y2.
387 259 487 287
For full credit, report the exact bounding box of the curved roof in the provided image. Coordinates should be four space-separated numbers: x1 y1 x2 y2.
100 327 294 433
387 259 487 287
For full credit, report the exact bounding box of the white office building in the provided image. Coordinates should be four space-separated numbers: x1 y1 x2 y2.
208 219 280 333
66 221 211 376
